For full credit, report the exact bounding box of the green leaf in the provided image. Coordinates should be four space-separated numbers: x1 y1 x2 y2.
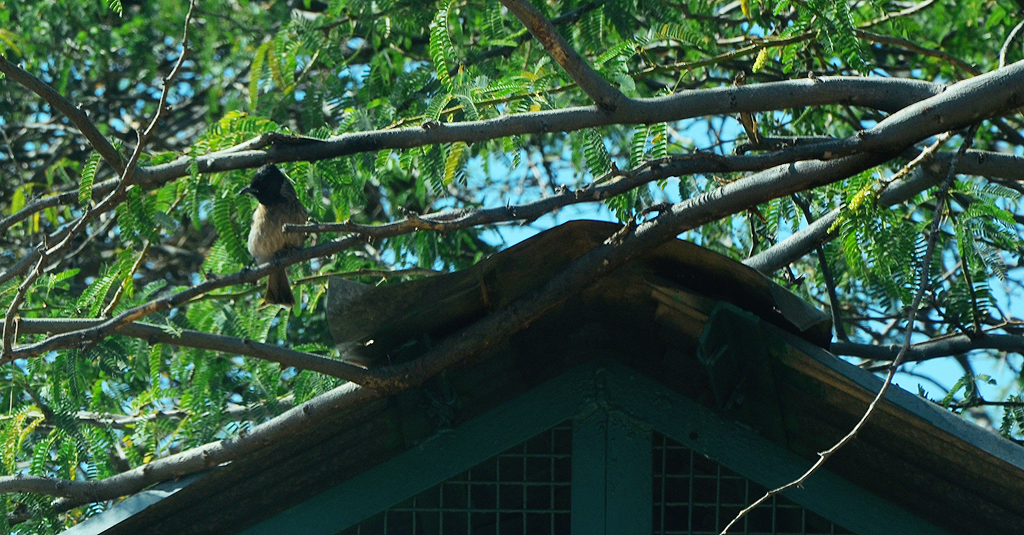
629 128 647 169
0 29 23 56
429 0 458 91
583 129 611 177
211 190 250 268
649 123 668 160
80 151 101 204
443 142 468 186
426 92 456 121
10 183 28 216
250 41 270 110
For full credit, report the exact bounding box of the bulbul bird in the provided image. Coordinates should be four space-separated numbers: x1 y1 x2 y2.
240 164 309 306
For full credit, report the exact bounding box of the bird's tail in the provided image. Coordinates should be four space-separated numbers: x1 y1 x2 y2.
265 267 295 306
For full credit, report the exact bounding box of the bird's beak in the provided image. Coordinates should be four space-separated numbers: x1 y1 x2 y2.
239 185 254 196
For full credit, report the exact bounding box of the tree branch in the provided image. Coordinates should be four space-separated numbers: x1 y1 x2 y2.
3 236 363 363
0 54 125 175
833 333 1024 364
744 148 1024 273
10 62 1024 509
861 0 938 28
1001 18 1024 69
0 75 942 239
16 319 372 384
498 0 626 111
855 29 980 76
792 194 847 341
369 62 1024 390
119 0 197 187
721 123 981 534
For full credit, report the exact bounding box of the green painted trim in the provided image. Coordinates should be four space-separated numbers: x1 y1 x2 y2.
240 360 955 535
571 410 606 535
571 371 652 535
601 361 955 535
572 399 652 535
606 412 651 535
238 365 594 535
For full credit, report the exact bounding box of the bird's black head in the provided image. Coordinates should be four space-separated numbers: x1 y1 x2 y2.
240 164 288 205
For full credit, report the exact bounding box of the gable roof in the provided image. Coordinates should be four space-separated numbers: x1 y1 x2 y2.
73 220 1024 535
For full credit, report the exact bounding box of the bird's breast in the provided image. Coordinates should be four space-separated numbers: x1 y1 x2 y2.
248 203 307 263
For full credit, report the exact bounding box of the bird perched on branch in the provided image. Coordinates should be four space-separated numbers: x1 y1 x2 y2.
240 164 309 306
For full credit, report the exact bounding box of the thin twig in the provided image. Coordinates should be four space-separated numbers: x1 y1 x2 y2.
119 0 198 189
1000 18 1024 68
792 195 848 341
16 318 372 384
721 124 980 534
854 29 980 76
0 75 948 239
101 242 151 317
2 251 45 359
860 0 938 28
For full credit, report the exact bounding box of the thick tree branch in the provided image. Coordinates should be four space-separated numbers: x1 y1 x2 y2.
0 54 125 175
361 156 894 391
498 0 626 111
369 62 1024 391
744 149 1024 272
12 62 1024 509
0 76 942 239
833 334 1024 364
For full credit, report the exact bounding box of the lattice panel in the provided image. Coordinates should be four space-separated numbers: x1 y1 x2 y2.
338 422 572 535
653 432 856 535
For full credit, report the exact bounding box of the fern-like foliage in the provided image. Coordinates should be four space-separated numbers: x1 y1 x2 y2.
839 202 922 309
583 129 611 177
7 0 1024 527
79 151 100 204
430 0 459 92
